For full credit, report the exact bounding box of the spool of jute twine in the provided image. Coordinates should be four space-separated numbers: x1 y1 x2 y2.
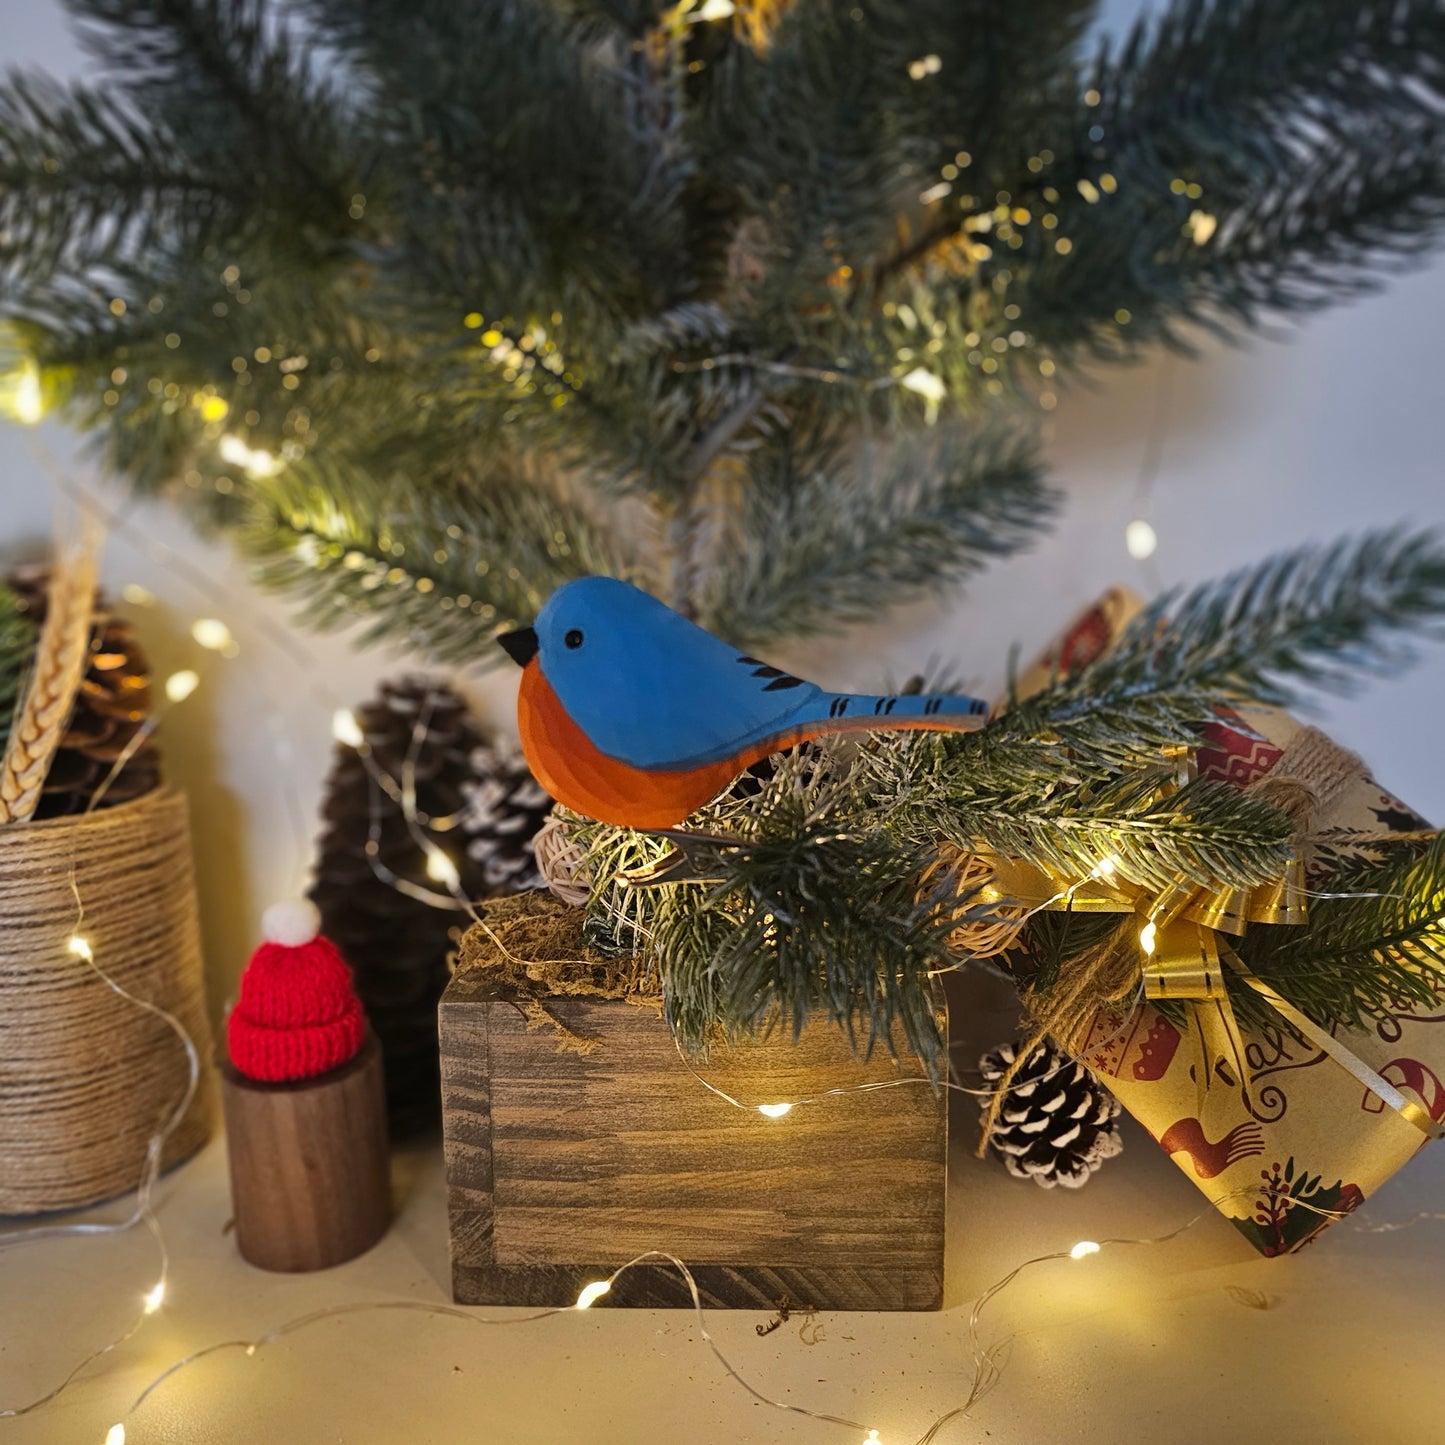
0 787 213 1213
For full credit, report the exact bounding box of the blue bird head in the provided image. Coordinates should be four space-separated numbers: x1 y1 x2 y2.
499 576 700 692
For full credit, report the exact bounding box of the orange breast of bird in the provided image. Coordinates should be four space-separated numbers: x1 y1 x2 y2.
517 661 809 830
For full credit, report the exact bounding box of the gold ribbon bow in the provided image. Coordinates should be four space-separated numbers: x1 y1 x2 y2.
971 754 1444 1146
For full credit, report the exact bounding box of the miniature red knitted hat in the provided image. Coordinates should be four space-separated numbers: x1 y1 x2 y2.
228 901 366 1083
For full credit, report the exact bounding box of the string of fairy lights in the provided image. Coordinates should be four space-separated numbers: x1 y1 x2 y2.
0 415 1433 1440
0 16 1435 1431
0 483 1124 1439
0 510 1437 1441
0 558 1193 1445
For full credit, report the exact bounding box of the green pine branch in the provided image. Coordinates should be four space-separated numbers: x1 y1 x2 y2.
0 74 240 285
68 0 356 228
0 586 35 756
576 743 958 1069
656 823 953 1066
239 460 638 664
582 530 1445 1061
700 422 1051 647
871 529 1445 883
1012 0 1445 358
1084 528 1445 705
300 0 694 318
1240 833 1445 1031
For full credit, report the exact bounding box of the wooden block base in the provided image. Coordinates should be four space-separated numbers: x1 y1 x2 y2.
222 1034 391 1272
441 978 947 1311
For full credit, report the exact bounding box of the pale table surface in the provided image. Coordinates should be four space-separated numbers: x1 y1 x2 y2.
3 972 1444 1445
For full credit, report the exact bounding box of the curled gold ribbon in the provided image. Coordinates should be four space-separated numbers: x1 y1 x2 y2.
970 840 1437 1139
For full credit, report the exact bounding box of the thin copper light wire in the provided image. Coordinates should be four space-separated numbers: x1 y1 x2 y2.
98 1196 1445 1445
9 459 1442 1440
0 687 201 1420
115 1251 875 1440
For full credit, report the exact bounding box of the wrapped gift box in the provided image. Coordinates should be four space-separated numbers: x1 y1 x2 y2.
1012 592 1442 1254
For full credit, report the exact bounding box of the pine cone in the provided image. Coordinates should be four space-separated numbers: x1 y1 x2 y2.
6 565 161 817
309 677 551 1137
979 1040 1123 1189
460 745 551 893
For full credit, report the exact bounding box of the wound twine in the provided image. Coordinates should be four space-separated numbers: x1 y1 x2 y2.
1244 725 1367 845
0 787 213 1213
530 812 593 908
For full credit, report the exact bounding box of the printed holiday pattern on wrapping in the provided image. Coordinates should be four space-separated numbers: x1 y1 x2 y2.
1019 593 1444 1255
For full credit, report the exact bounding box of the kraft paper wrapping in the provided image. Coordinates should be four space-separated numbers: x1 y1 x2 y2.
1014 592 1441 1255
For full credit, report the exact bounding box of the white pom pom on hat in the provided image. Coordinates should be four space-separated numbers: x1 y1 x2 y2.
262 899 321 948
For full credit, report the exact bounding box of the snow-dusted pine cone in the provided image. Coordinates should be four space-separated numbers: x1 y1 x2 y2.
460 743 551 893
979 1040 1123 1189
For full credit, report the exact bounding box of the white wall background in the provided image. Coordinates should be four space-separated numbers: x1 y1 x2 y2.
3 2 1443 1013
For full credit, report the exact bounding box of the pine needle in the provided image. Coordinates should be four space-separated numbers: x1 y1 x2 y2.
0 586 35 758
1240 833 1445 1031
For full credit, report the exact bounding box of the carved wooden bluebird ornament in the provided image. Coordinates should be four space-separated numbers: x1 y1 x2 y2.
499 576 989 831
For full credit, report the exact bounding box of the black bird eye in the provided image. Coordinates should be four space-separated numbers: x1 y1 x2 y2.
564 629 584 650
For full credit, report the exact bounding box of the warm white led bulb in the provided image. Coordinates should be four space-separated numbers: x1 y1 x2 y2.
1070 1239 1101 1260
425 849 460 888
331 708 365 748
104 1425 126 1445
190 617 234 652
244 446 280 478
218 434 282 478
757 1102 793 1119
1125 519 1158 560
68 935 94 962
143 1279 166 1314
575 1279 611 1309
218 434 251 468
900 366 946 402
165 669 201 704
11 361 44 425
696 0 735 17
1138 921 1158 957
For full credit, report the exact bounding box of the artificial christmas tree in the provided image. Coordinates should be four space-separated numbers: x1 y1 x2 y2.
4 1 1444 655
310 677 550 1135
0 2 1443 1083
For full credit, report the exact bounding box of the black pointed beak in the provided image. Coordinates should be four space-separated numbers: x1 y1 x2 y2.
498 625 538 667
